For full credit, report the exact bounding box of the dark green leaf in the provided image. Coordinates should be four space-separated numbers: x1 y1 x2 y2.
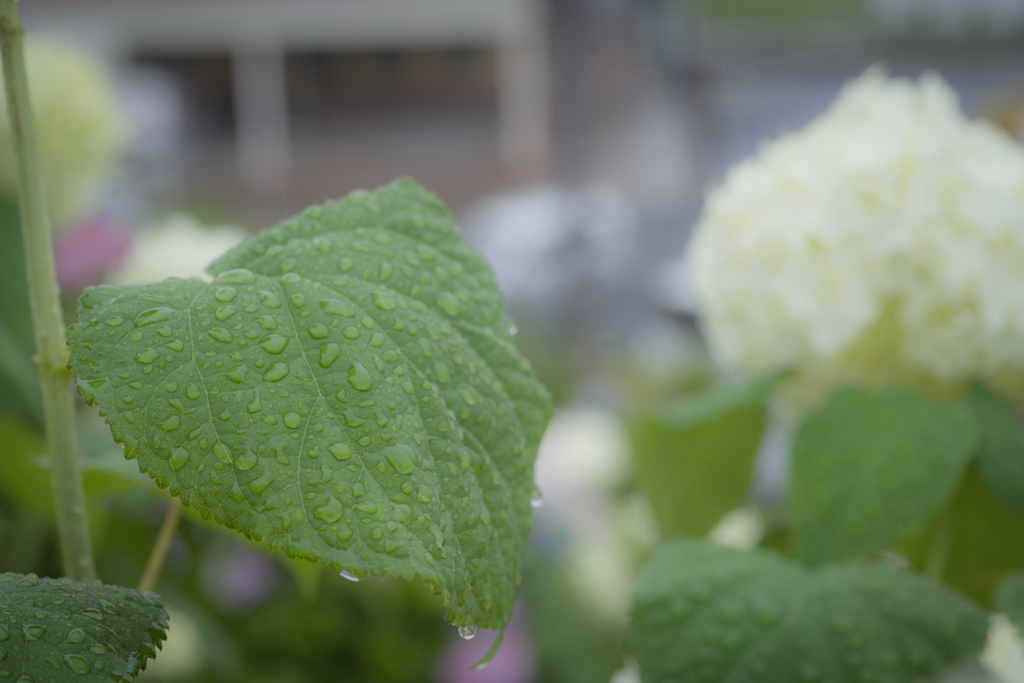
789 387 976 564
632 374 784 538
0 572 167 682
632 539 988 683
905 473 1024 606
996 572 1024 635
966 386 1024 513
67 178 552 633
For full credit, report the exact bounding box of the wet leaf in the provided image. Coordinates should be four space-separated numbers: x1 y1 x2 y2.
68 178 552 633
0 572 167 682
632 539 987 683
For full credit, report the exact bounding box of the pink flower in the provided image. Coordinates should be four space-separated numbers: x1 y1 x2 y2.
55 216 132 290
434 605 536 683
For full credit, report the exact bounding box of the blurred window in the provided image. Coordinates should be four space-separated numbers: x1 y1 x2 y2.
133 54 235 144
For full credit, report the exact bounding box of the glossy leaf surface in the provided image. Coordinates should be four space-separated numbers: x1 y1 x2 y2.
68 178 552 632
0 572 167 682
632 539 987 683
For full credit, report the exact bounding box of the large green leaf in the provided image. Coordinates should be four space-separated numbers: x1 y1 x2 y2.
788 387 976 564
632 374 784 537
0 572 167 681
632 539 988 683
966 386 1024 513
67 178 552 634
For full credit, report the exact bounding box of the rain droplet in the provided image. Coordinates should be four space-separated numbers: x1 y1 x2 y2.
63 629 85 645
329 443 351 461
134 307 173 327
381 444 416 474
215 305 237 321
208 328 232 343
215 268 256 284
135 348 160 364
170 448 191 471
284 412 301 429
21 624 46 640
319 343 340 368
260 290 282 308
282 272 302 285
458 624 477 640
434 362 451 383
436 292 459 316
63 654 90 675
314 496 344 523
319 298 356 316
340 570 360 582
214 286 238 302
186 383 201 400
291 294 306 308
531 489 544 508
263 363 289 382
379 262 393 281
0 625 9 641
372 292 396 310
308 324 328 339
104 316 125 327
259 334 288 354
457 384 480 406
347 363 372 392
80 607 103 621
236 451 258 471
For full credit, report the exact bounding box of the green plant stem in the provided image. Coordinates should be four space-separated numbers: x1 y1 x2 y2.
138 499 182 593
0 0 95 582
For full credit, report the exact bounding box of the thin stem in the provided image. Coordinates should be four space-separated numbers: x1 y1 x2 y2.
138 499 182 593
0 0 95 582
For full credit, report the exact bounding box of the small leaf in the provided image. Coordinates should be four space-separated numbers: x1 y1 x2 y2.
0 572 167 682
632 539 988 683
905 473 1024 606
966 386 1024 513
789 387 976 563
68 178 552 633
632 374 783 537
996 571 1024 634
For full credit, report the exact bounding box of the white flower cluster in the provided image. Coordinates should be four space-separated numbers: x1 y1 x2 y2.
687 68 1024 401
0 39 125 223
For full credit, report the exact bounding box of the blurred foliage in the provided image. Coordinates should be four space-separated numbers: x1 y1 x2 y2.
520 536 624 683
906 474 1024 607
788 387 977 565
631 378 770 537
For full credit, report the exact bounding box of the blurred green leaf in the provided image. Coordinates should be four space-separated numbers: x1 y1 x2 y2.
996 572 1024 634
0 197 42 423
633 373 784 537
906 473 1024 606
68 178 552 633
0 572 167 682
966 386 1024 513
632 539 988 683
789 387 976 564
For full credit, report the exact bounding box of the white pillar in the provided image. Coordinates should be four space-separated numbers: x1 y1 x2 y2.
231 44 290 191
496 0 551 180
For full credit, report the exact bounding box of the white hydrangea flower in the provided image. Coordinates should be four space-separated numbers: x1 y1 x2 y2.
0 39 125 224
688 67 1024 403
109 214 247 285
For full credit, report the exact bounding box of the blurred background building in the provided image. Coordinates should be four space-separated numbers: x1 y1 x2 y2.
22 0 1024 341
